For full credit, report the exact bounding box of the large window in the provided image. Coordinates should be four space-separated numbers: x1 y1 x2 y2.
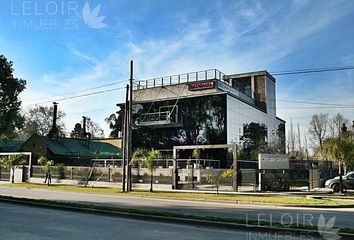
132 94 227 149
231 76 252 97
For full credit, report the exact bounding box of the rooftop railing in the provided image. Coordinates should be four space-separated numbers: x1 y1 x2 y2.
133 69 229 90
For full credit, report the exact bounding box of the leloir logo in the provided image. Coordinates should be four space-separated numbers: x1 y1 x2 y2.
188 81 215 91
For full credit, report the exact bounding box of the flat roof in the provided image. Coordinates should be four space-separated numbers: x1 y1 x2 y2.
227 70 276 82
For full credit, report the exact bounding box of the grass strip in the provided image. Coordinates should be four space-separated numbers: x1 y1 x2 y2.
2 183 354 207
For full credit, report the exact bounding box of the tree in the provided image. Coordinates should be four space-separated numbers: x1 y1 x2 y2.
329 113 349 138
19 105 66 140
240 122 268 160
321 132 354 193
132 148 161 192
287 119 296 153
204 169 235 194
296 122 302 154
308 113 329 156
287 120 305 160
71 118 104 139
303 131 310 160
85 118 104 138
37 156 55 186
70 123 83 138
0 154 27 183
105 111 123 138
0 55 26 140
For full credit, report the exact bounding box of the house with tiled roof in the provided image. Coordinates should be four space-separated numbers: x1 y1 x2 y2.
0 140 24 152
21 133 122 166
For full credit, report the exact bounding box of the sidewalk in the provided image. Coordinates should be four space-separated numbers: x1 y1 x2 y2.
0 180 333 196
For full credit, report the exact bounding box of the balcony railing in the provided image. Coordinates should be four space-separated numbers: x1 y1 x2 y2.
133 69 228 90
136 105 183 128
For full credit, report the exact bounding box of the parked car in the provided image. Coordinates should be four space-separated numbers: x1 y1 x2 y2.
325 172 354 192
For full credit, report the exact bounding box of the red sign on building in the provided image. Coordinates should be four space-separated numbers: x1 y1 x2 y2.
188 81 215 91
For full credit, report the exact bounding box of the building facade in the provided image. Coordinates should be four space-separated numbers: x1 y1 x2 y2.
130 69 285 162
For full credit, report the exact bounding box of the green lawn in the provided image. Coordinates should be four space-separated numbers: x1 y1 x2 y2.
2 183 354 206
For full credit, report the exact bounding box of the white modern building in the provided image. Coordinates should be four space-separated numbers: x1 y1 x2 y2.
130 69 285 164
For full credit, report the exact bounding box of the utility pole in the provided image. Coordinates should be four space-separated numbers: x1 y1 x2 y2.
121 85 129 192
127 60 133 191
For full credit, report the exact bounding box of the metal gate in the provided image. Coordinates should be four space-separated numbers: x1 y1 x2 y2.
0 166 10 181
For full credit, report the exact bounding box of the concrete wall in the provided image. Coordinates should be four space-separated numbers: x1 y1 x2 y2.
9 167 24 183
93 138 122 148
29 177 173 190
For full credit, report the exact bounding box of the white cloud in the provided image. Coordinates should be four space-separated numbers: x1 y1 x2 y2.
18 0 354 139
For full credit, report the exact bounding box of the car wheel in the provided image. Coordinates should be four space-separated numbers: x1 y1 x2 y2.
332 183 340 192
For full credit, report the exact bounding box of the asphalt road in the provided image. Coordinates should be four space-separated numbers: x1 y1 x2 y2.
0 202 322 240
0 186 353 230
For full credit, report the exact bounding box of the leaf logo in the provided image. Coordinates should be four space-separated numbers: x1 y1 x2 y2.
318 214 341 240
82 2 107 29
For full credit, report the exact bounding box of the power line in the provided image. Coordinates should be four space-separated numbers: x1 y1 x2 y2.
26 79 129 101
1 65 353 114
277 99 354 107
22 65 354 104
0 86 126 113
271 66 354 76
33 86 126 105
67 106 117 116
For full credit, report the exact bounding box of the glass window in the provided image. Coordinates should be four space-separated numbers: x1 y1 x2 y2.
132 94 227 149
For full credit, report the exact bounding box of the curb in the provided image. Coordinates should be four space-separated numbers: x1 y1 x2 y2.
1 196 354 239
2 185 354 209
128 195 354 209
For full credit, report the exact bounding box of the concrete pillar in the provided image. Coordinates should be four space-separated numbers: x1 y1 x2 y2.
11 167 24 183
172 148 178 189
232 144 238 192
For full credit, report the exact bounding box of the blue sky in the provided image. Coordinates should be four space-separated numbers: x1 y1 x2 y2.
1 0 354 139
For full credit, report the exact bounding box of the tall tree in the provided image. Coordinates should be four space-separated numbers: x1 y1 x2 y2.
308 113 329 155
105 111 122 138
296 122 302 154
303 131 310 160
240 122 268 160
71 118 104 139
85 118 104 138
70 123 84 139
321 131 354 192
19 105 66 140
0 55 26 140
329 113 348 138
287 119 296 153
288 121 305 160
